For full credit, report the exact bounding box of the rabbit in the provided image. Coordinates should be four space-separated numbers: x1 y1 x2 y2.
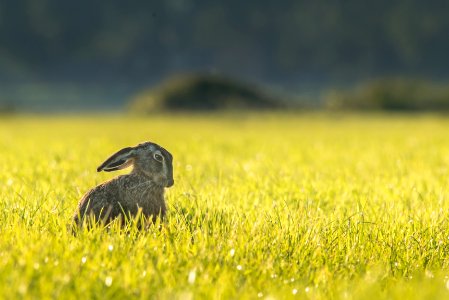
73 141 174 227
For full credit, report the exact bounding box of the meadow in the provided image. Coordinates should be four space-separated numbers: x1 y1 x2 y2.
1 113 449 299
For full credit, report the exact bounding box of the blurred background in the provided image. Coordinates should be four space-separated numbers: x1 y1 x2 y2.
1 0 449 113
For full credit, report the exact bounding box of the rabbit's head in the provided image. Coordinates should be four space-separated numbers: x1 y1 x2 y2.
97 142 174 187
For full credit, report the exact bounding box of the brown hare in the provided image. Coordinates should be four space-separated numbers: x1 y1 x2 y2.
73 141 174 227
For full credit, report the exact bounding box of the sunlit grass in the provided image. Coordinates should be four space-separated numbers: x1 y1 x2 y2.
1 113 449 299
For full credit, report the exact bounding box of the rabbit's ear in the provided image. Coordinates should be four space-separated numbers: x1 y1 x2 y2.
97 147 136 172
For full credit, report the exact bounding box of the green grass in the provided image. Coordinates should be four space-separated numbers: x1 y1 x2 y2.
1 113 449 299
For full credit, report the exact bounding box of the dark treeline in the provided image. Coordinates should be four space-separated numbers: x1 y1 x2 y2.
1 0 448 84
1 0 449 111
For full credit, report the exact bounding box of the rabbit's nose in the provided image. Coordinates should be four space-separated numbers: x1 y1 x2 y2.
166 178 174 187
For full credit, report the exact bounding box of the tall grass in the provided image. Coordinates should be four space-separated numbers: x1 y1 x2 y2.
1 113 449 299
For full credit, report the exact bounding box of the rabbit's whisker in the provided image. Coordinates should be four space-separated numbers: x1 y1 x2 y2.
129 180 154 190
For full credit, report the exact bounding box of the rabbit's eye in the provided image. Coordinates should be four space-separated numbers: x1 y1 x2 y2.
153 153 164 162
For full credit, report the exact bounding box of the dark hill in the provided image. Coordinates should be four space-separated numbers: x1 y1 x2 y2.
128 74 285 112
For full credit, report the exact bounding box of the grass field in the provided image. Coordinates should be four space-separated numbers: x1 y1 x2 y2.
1 113 449 299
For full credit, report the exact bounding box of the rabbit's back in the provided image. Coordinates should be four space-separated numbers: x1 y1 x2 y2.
73 174 166 225
73 178 124 225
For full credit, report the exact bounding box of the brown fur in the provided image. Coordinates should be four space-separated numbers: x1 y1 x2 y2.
73 141 173 227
